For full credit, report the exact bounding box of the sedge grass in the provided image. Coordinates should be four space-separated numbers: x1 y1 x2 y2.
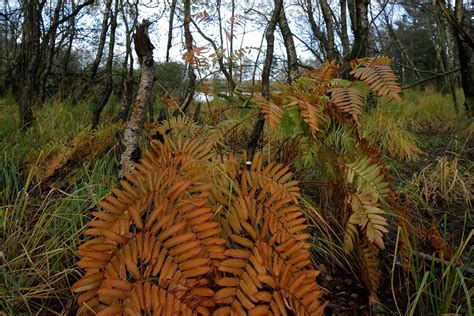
0 152 119 314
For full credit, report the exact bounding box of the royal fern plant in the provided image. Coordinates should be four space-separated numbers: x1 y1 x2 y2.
72 137 327 315
253 56 401 302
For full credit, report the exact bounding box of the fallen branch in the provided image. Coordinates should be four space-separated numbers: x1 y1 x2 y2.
388 251 474 275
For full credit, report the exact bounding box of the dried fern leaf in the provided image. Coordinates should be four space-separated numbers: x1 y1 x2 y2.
329 87 365 124
358 237 382 303
349 189 389 249
350 56 402 101
308 60 338 82
345 156 390 198
212 155 325 314
255 93 283 129
73 137 326 315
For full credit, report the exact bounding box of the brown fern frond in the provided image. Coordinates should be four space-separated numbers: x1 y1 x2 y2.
358 237 382 303
341 153 392 302
329 87 365 124
349 188 389 249
73 138 326 315
72 137 223 315
212 154 326 314
308 60 339 82
343 220 359 253
255 94 283 129
350 56 402 101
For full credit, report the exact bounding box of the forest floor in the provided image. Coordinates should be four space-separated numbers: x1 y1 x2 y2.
0 89 473 315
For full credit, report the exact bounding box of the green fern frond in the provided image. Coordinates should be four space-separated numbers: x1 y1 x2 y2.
279 104 305 137
325 125 356 153
298 136 320 168
345 156 390 198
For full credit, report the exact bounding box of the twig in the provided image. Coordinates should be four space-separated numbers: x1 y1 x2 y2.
402 69 460 89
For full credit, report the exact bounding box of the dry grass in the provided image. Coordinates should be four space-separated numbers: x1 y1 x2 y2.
361 107 423 161
410 156 472 209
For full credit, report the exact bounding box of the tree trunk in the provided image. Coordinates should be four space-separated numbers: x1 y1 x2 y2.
117 76 134 121
320 0 337 60
434 9 458 111
339 0 350 58
15 0 43 128
278 7 300 83
92 0 119 129
228 0 235 95
84 0 112 94
165 0 177 63
177 0 196 114
38 0 63 102
453 0 474 115
305 0 331 59
63 0 77 74
117 0 135 122
346 0 369 61
121 19 155 175
247 0 283 159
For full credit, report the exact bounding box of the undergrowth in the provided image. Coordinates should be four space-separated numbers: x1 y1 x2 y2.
0 83 472 315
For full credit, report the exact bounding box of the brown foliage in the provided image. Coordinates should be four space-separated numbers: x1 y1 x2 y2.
72 137 326 315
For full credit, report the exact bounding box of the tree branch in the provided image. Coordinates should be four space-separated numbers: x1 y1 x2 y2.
402 68 460 89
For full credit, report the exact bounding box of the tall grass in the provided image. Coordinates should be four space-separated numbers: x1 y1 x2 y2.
0 152 119 314
361 107 423 161
0 97 120 314
392 223 473 315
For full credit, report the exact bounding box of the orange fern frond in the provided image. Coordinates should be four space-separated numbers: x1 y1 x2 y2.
212 154 326 315
329 87 365 124
350 56 402 101
255 94 283 129
308 60 339 82
72 137 326 315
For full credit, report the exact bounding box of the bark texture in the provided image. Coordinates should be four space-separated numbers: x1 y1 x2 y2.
247 0 283 158
346 0 369 61
15 0 43 128
320 0 336 60
84 0 112 93
117 0 136 121
38 0 63 102
339 0 350 57
305 0 330 58
92 0 119 129
453 0 474 115
177 0 196 114
278 7 300 83
121 19 155 175
165 0 177 63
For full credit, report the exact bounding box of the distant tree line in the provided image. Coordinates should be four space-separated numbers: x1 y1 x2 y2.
0 0 472 130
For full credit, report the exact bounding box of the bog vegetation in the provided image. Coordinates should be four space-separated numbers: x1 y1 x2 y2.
0 0 473 315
